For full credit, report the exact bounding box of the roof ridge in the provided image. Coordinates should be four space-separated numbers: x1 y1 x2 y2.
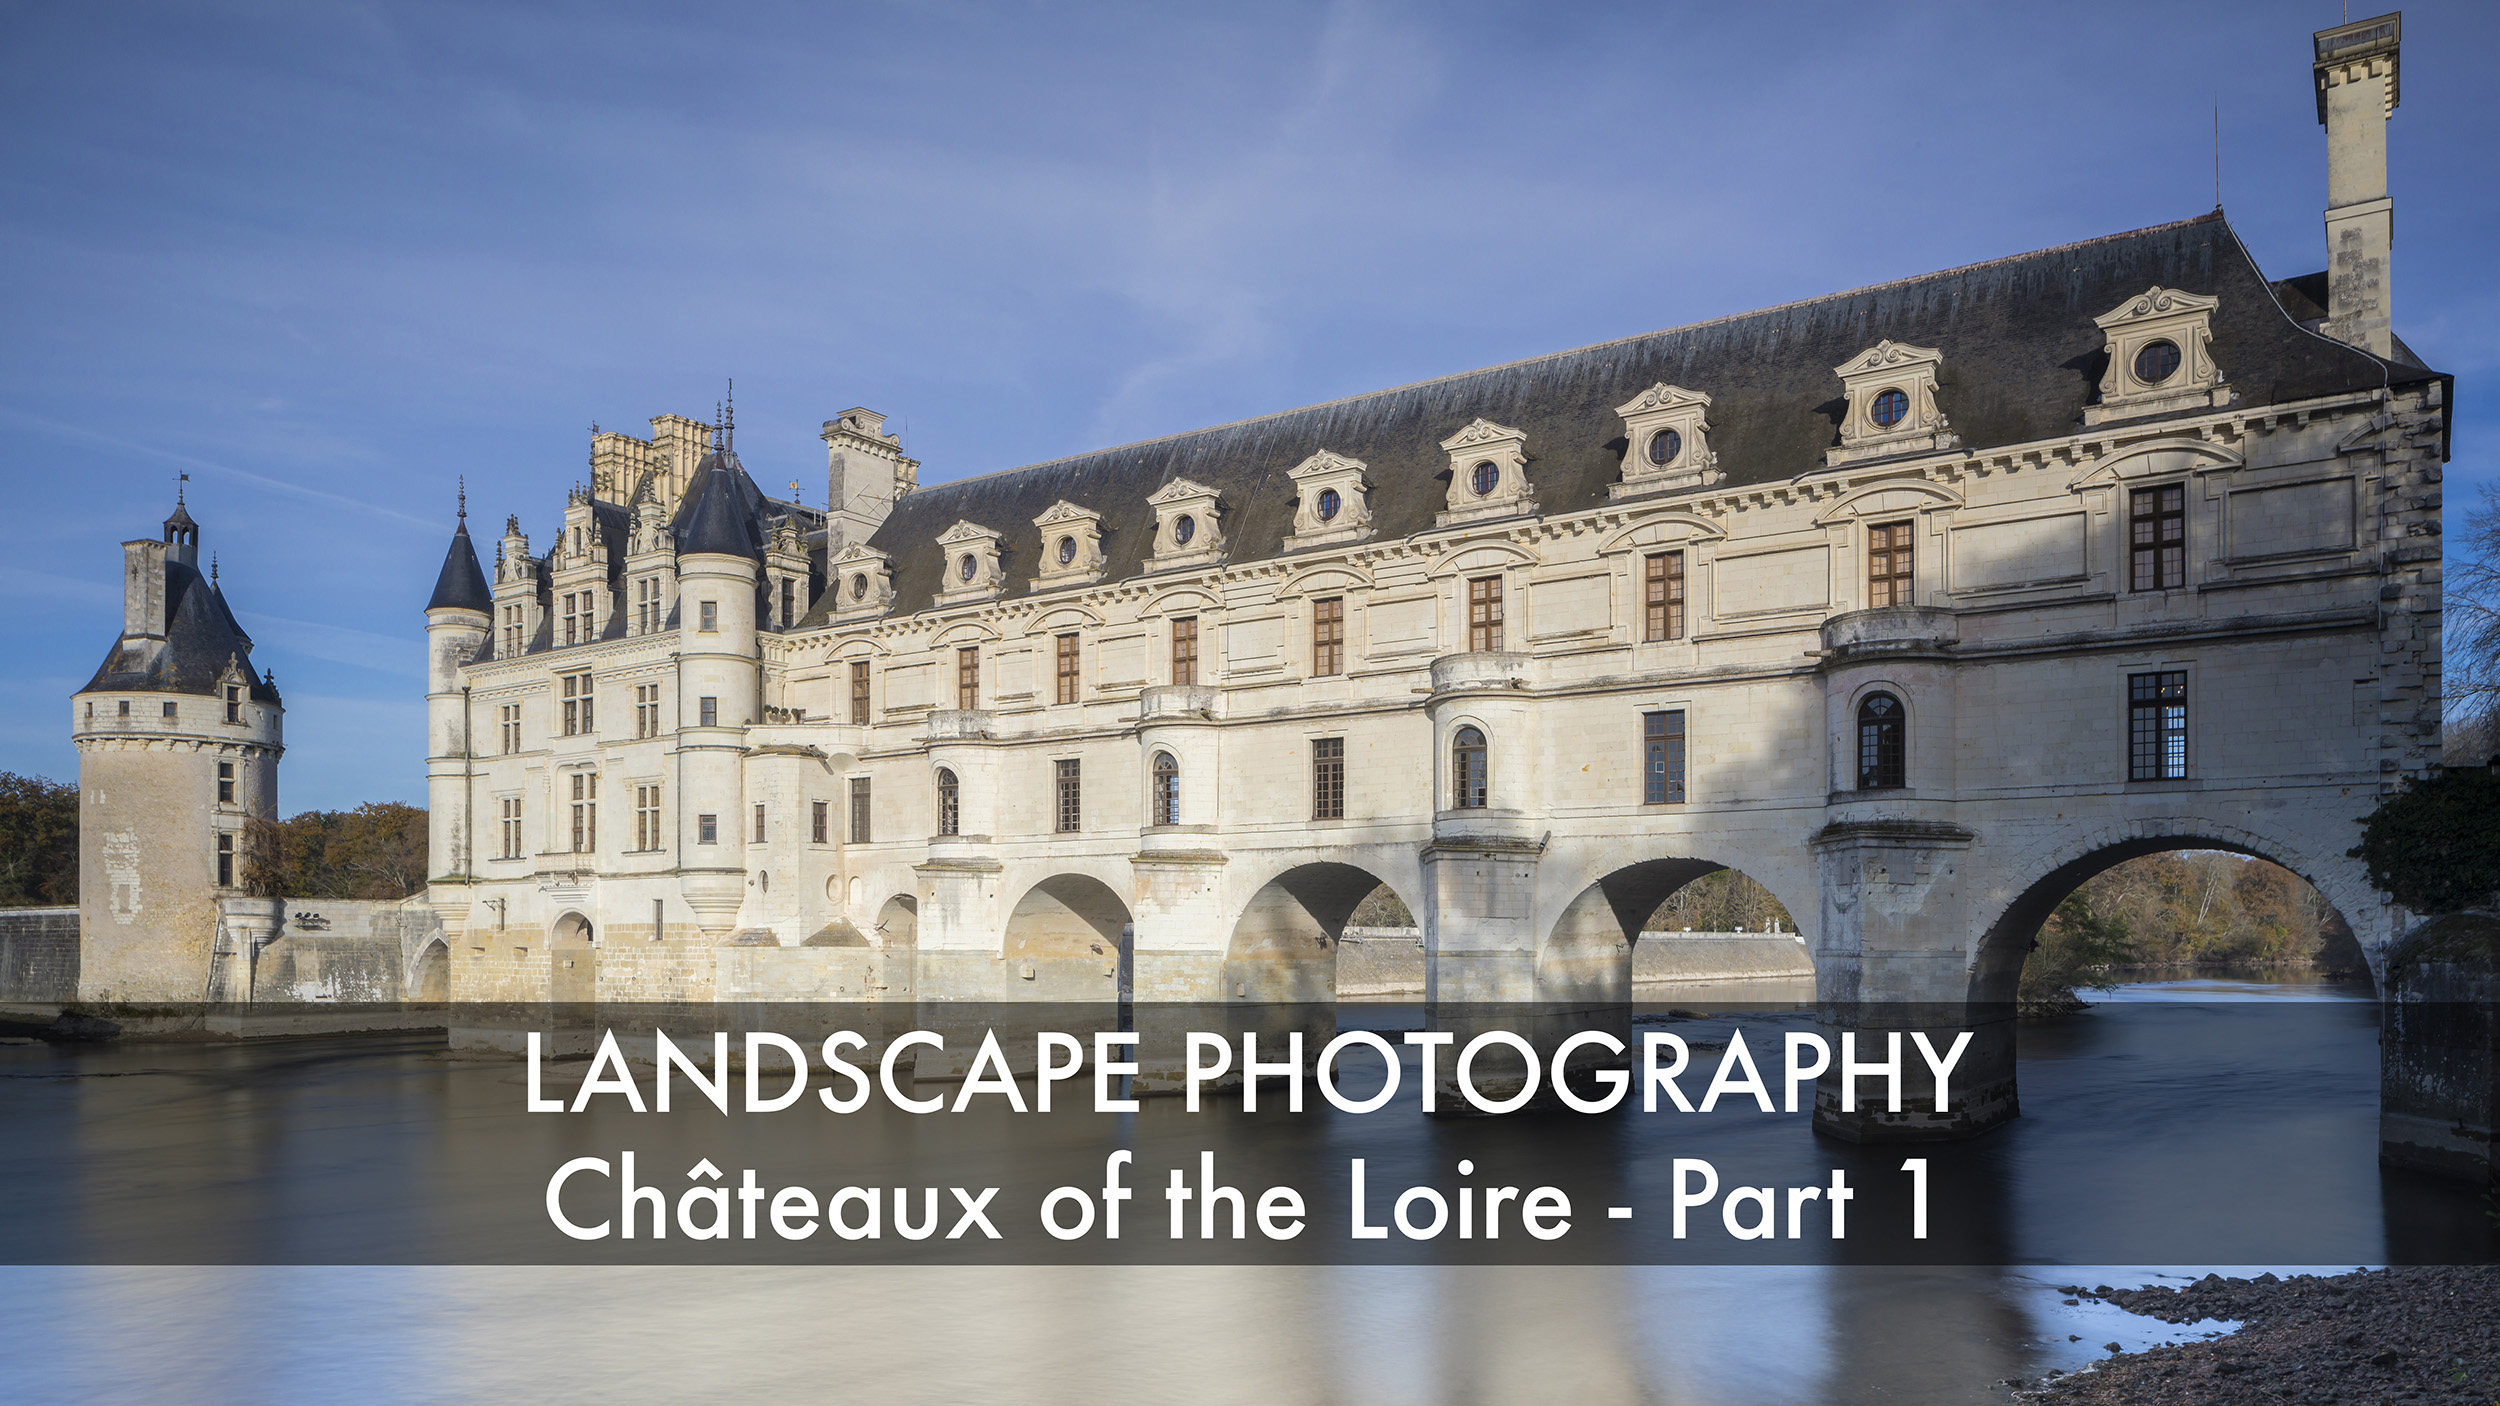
909 211 2230 498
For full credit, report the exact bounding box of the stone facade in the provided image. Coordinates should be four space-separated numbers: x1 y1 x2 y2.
0 907 79 1004
421 19 2448 1135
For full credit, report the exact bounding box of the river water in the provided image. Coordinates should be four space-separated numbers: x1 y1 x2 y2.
0 975 2489 1404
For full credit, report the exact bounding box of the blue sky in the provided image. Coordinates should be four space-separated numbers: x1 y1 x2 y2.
4 1 2493 813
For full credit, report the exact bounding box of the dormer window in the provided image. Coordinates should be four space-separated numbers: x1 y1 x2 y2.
1057 536 1077 565
1029 501 1106 590
2086 287 2228 425
958 554 977 583
1436 419 1535 526
933 521 1006 605
850 572 870 600
1613 384 1719 500
1285 450 1373 550
1174 514 1197 545
828 542 898 619
1870 389 1909 428
1316 488 1341 521
1145 480 1224 571
1827 342 1954 466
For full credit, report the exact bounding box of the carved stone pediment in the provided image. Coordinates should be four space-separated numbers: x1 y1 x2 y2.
2085 287 2230 426
1828 341 1956 467
934 520 1005 605
828 541 896 619
1145 479 1224 572
1612 384 1721 500
1436 419 1536 527
1031 500 1107 590
1285 450 1374 550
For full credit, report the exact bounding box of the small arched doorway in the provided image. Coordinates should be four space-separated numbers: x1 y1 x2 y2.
410 938 449 1004
550 911 595 1007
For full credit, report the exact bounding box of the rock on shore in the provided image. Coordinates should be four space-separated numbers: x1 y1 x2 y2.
2016 1265 2500 1404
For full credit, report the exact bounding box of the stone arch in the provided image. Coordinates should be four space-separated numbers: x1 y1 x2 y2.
1223 859 1415 1003
1540 855 1816 1004
549 911 594 1005
409 937 449 1004
1002 873 1130 998
874 893 919 949
1970 816 2381 1004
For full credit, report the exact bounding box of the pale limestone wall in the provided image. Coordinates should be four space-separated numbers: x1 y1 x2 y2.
435 372 2442 1015
241 895 443 1003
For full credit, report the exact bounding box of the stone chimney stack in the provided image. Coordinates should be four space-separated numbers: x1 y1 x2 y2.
121 539 167 642
2313 12 2401 358
822 407 920 552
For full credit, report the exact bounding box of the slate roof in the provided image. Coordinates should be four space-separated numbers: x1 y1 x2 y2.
675 447 766 558
426 520 493 613
83 555 278 702
849 211 2442 619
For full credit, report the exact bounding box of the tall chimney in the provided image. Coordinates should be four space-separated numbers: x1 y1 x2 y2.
2313 12 2401 359
122 539 167 641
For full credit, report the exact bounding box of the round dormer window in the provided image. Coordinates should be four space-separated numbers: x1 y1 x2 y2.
1647 427 1681 467
2133 339 2182 386
958 553 978 583
1870 388 1909 429
849 572 868 601
1173 514 1196 546
1471 461 1500 496
1057 535 1077 566
1315 487 1341 522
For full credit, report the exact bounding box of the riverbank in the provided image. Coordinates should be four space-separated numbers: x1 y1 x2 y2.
2017 1265 2500 1403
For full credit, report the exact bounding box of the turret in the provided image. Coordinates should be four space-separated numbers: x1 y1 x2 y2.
673 417 765 937
425 490 493 913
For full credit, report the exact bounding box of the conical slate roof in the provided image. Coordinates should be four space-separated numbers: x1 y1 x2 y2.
426 520 493 613
673 447 765 558
82 555 277 701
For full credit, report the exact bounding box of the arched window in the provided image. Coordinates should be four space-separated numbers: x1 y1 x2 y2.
1856 692 1905 790
935 768 960 836
1151 751 1180 827
1451 726 1489 809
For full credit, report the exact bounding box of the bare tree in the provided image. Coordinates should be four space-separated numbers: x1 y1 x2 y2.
2446 483 2500 757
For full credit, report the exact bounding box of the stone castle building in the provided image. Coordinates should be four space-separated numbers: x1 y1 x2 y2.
417 12 2445 1087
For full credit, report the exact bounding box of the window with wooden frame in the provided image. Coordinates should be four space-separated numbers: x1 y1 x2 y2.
217 762 235 805
1312 597 1344 676
850 777 873 844
560 673 594 736
569 772 597 852
216 833 234 888
1312 737 1344 820
811 799 828 844
1054 758 1081 833
1151 751 1180 826
849 660 871 724
634 784 662 852
501 796 524 859
1171 617 1199 686
1054 633 1080 705
753 803 767 844
501 704 521 754
1856 693 1905 790
779 577 796 630
936 768 960 836
1451 726 1488 809
632 684 660 739
1466 576 1503 652
956 646 980 710
2129 486 2186 591
1642 710 1686 804
1643 552 1686 641
697 696 717 728
2128 671 2189 780
1866 522 1915 608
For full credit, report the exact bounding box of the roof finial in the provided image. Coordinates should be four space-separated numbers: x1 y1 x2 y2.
724 378 735 452
210 553 219 584
457 475 467 524
713 400 724 452
177 470 189 506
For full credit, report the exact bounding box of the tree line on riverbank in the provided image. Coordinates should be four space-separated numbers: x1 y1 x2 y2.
0 772 426 904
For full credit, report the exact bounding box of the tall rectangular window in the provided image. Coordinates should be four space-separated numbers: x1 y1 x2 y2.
500 704 521 754
560 673 594 736
1312 598 1344 676
225 686 241 724
2128 671 2189 780
956 647 980 710
850 777 873 844
698 696 718 728
633 684 660 739
2129 486 2187 591
568 772 597 853
1312 737 1345 820
779 577 796 630
698 600 719 633
754 803 767 844
811 800 828 844
1867 522 1915 608
560 591 581 646
634 576 659 635
216 833 234 888
503 604 525 657
1055 633 1080 704
1467 576 1503 652
1171 617 1199 686
217 762 235 804
501 797 523 859
850 660 872 724
1643 552 1686 642
1643 710 1687 805
1054 759 1081 833
634 784 661 852
697 813 717 845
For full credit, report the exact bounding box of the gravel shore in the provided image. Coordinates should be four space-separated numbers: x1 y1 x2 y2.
2013 1265 2500 1403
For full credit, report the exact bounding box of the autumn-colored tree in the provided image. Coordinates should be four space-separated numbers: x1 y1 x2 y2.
2018 891 2138 1016
0 773 79 906
252 803 431 900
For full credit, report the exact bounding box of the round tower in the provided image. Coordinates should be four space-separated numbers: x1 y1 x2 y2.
424 487 494 945
72 498 284 1004
674 427 764 937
